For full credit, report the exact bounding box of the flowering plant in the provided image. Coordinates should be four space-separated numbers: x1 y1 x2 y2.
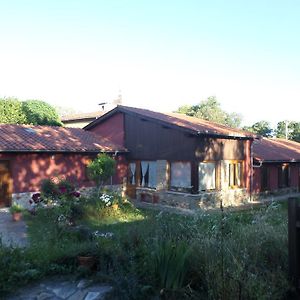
100 193 114 207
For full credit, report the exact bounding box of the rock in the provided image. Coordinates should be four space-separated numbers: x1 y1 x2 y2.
77 279 93 289
68 290 87 300
52 286 77 299
37 292 54 300
84 292 101 300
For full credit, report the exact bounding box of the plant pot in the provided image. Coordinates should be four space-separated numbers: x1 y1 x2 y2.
77 255 95 270
112 204 119 211
12 212 22 222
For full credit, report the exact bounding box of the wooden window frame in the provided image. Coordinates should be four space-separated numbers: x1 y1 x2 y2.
228 160 244 189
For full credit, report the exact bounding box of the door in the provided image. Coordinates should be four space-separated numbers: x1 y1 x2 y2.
0 161 11 207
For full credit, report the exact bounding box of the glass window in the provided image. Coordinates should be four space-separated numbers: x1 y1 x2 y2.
228 161 243 188
128 162 136 185
170 162 191 190
199 162 216 191
140 161 157 189
278 164 289 188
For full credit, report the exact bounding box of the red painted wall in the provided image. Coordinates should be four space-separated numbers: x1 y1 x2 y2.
0 152 126 193
252 163 300 193
88 112 125 147
244 140 252 192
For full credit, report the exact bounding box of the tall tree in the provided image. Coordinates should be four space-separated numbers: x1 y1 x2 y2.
0 97 27 124
242 121 273 137
22 100 62 126
276 121 300 142
176 96 242 128
0 98 62 126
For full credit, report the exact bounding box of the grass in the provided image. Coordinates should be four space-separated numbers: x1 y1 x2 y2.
0 196 295 299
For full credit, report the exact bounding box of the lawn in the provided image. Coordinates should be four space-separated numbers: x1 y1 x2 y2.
0 193 295 299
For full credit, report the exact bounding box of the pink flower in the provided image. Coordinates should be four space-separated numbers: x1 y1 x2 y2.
72 191 81 198
32 193 41 203
59 186 67 194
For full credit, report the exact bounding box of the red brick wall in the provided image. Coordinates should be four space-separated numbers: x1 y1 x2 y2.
0 152 127 193
88 112 125 147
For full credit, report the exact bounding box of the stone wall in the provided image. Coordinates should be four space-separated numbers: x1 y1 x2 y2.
136 187 249 210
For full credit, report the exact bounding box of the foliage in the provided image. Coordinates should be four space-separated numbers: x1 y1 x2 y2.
9 204 23 214
21 99 62 126
0 97 62 126
87 154 116 188
176 96 242 128
0 97 27 124
243 120 273 137
276 121 300 142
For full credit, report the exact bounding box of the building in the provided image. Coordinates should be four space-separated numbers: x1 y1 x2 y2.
85 105 257 209
0 124 127 208
61 111 106 128
252 137 300 198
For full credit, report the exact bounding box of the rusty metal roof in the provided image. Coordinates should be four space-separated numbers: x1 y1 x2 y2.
253 138 300 162
85 105 257 139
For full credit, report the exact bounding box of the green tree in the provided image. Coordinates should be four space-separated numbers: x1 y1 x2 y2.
22 100 62 126
276 121 300 142
0 97 27 124
242 121 273 137
176 96 242 128
87 154 116 193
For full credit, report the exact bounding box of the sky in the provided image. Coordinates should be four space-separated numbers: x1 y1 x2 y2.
0 0 299 126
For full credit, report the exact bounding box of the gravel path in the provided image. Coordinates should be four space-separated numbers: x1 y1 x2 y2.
0 208 28 247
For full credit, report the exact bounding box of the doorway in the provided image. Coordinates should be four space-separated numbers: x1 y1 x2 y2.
0 161 12 207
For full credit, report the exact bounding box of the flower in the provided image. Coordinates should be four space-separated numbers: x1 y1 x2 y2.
71 191 81 198
32 193 41 203
59 186 67 194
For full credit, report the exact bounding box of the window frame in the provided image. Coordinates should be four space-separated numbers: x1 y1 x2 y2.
228 160 244 189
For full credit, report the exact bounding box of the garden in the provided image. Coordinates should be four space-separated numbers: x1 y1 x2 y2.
0 154 296 299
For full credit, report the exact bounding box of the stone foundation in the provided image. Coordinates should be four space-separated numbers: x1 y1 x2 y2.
136 187 249 210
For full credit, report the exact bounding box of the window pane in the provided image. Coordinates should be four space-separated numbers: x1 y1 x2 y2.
236 162 242 187
171 162 191 188
199 162 216 191
141 161 156 188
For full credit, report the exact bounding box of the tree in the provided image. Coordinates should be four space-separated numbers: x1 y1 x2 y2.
22 100 62 126
176 96 242 128
276 121 300 142
0 97 27 124
87 154 116 193
242 121 273 137
0 98 63 126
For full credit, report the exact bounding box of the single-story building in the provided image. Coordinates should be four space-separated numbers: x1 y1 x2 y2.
61 111 106 128
0 124 127 208
84 105 258 209
252 137 300 198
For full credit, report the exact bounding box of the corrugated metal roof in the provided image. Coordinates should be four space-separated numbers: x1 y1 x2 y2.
0 124 126 153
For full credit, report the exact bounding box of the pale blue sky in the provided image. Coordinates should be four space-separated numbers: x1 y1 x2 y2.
0 0 299 126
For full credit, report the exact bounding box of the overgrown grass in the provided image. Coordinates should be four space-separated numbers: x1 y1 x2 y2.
0 197 295 299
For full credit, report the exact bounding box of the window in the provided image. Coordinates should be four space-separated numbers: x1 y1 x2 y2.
128 162 136 185
170 162 191 191
140 161 157 188
228 161 243 188
261 166 269 191
199 162 216 191
278 164 289 188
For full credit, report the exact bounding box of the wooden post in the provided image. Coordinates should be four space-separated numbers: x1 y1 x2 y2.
288 197 300 289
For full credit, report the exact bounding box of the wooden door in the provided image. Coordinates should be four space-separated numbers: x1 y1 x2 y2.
126 162 141 199
0 161 11 207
